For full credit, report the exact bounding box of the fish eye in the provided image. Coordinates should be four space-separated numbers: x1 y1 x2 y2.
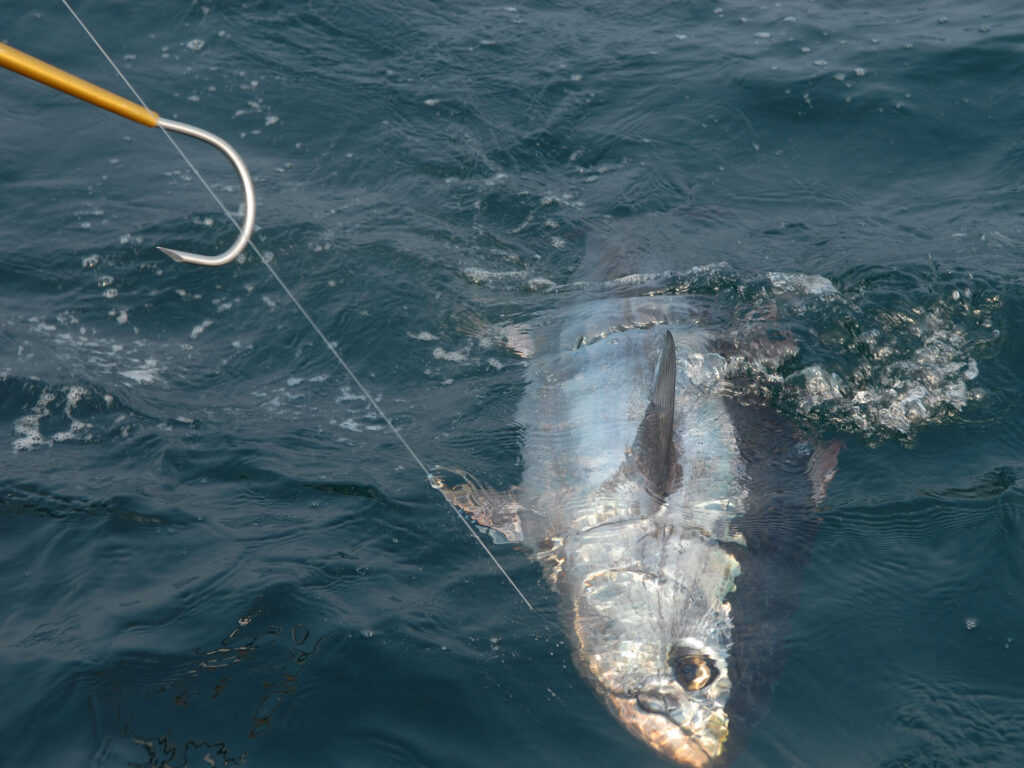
669 650 719 691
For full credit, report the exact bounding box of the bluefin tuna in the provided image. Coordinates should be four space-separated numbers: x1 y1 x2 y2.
434 266 838 765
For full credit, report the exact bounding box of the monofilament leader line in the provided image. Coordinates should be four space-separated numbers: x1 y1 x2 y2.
60 0 534 611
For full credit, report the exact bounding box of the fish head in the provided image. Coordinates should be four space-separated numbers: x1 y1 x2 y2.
601 637 731 766
571 539 739 765
566 507 742 764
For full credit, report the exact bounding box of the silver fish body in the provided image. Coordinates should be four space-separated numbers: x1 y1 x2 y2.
439 292 835 765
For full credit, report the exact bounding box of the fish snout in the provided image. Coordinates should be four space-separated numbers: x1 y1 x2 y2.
605 692 727 767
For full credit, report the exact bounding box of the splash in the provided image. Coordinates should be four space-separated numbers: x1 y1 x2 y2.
720 264 1000 440
13 385 93 451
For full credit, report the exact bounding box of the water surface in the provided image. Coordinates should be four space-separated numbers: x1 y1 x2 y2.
1 2 1022 766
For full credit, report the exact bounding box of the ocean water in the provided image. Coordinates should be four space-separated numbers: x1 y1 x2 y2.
1 1 1023 766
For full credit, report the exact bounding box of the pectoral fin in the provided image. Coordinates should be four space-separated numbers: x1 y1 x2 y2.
429 467 524 544
630 330 681 499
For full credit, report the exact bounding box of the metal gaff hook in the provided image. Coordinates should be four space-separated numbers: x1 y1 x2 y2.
155 118 256 266
0 41 255 267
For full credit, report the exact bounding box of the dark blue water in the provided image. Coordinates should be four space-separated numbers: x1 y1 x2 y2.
2 1 1022 766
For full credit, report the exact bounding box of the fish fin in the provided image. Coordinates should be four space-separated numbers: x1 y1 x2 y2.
808 439 841 503
429 466 524 543
651 330 677 413
630 330 680 499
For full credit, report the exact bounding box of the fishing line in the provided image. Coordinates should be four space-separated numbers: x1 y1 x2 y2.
61 0 534 611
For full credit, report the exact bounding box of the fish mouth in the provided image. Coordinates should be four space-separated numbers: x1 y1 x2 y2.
605 695 723 767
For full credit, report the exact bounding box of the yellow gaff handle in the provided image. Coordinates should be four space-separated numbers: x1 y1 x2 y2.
0 41 159 127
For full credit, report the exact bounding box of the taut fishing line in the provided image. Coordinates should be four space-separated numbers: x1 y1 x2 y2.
60 0 534 611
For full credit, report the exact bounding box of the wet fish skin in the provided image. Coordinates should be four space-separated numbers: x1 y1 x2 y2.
516 297 742 764
439 293 831 765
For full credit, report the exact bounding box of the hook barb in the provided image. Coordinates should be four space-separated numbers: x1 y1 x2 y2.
155 118 255 267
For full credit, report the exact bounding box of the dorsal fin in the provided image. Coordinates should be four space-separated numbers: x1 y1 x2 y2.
630 330 680 499
651 330 677 414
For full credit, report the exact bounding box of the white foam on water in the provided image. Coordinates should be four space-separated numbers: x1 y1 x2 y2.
22 315 166 387
779 307 987 438
461 267 529 285
407 331 439 341
768 271 837 296
432 347 469 363
190 319 214 339
12 386 91 452
333 417 383 433
120 360 160 384
335 386 365 403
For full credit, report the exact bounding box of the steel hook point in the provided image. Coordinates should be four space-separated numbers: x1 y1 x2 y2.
155 118 256 267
